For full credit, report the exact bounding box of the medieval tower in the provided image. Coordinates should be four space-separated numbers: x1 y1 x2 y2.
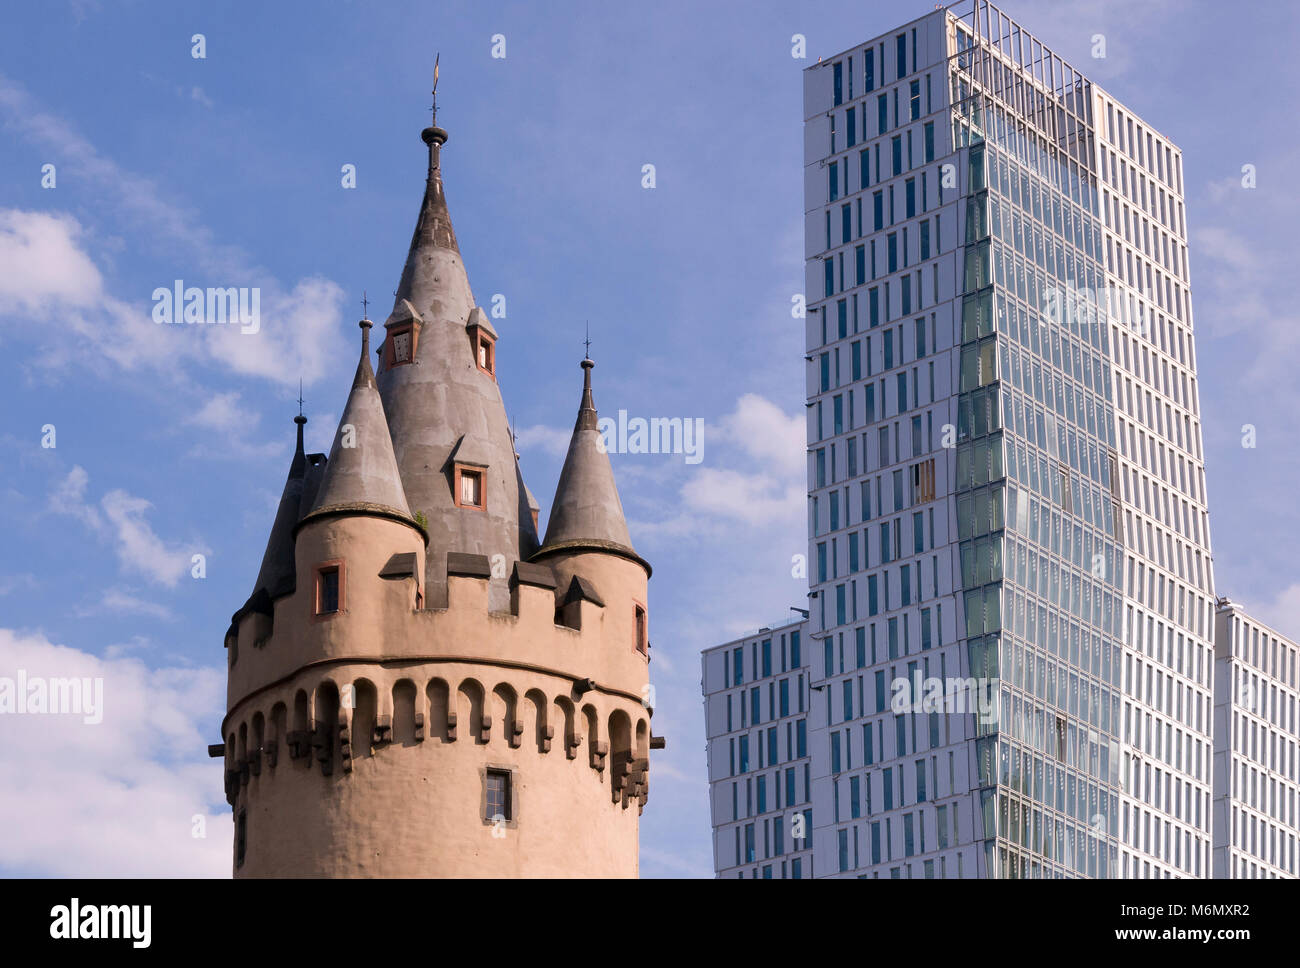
214 98 656 877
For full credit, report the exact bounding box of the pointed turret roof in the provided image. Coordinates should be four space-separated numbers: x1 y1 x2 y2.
391 120 474 334
376 101 538 607
304 319 416 529
251 414 307 599
538 358 646 572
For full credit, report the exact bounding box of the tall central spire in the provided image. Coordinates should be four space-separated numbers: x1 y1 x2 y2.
376 91 539 609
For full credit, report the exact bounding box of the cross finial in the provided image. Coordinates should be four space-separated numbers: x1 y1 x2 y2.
297 379 304 417
361 290 369 319
583 321 592 360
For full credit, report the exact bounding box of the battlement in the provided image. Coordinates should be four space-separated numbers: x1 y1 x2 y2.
219 512 655 876
225 514 650 708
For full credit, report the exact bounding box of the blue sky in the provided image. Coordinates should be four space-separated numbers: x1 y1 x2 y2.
0 0 1297 877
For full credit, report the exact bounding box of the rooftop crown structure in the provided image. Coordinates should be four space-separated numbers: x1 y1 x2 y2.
216 91 656 878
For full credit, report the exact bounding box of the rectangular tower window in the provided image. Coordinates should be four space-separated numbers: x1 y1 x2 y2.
236 810 247 867
635 604 649 655
315 562 342 615
486 768 512 822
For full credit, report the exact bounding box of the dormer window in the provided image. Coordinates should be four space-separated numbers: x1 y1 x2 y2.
390 326 413 365
476 331 495 376
382 299 423 370
465 306 498 381
454 464 485 511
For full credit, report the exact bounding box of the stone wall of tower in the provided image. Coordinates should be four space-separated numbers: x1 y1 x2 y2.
539 548 650 668
221 513 651 877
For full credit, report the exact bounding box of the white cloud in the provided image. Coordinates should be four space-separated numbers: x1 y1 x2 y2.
0 76 350 387
1238 584 1300 644
1189 224 1275 340
514 422 571 457
200 277 348 386
681 467 804 526
627 393 806 551
82 589 176 622
48 464 102 532
0 573 37 596
990 0 1181 81
186 391 255 432
101 490 201 587
182 390 283 460
49 465 205 587
0 209 103 312
0 628 228 876
648 393 806 530
0 208 177 373
716 392 805 476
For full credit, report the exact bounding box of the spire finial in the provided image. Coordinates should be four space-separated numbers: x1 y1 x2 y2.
421 55 448 174
297 379 304 417
359 297 373 353
579 353 595 420
583 321 592 361
352 304 376 389
361 289 370 320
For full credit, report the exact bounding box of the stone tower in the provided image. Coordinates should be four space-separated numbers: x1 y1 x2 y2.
215 101 655 878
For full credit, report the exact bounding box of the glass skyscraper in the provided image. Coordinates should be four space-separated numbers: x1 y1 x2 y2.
701 1 1295 879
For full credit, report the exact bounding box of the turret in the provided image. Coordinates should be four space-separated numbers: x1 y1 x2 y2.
296 316 427 626
224 413 310 659
254 413 307 600
534 357 652 660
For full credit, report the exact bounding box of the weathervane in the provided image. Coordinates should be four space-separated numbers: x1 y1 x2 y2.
431 53 440 125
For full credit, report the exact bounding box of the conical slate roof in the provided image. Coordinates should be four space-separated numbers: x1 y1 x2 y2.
306 320 414 526
376 117 538 606
252 414 307 599
541 358 637 558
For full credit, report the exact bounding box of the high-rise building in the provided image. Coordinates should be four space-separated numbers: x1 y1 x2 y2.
702 619 813 876
1213 601 1300 878
702 1 1297 878
216 95 657 877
